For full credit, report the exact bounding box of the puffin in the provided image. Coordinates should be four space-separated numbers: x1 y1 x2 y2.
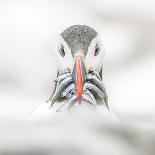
31 25 112 119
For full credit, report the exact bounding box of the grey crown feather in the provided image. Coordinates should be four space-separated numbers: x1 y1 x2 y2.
61 25 97 56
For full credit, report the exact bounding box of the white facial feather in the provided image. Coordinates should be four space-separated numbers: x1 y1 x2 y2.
54 36 73 73
85 34 104 72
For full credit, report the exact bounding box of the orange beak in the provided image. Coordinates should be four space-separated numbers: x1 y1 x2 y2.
72 55 87 103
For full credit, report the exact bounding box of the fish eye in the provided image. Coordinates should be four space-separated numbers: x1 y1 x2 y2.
94 45 100 56
59 45 65 57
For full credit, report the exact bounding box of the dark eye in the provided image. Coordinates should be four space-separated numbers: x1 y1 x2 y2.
59 45 65 57
94 46 100 56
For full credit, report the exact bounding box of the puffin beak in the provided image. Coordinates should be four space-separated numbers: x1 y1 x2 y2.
72 54 87 103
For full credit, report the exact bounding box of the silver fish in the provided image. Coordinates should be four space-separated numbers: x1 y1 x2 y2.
61 83 76 97
51 76 73 105
84 82 109 110
86 74 106 94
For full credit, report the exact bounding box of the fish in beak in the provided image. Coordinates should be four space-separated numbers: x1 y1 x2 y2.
72 54 87 103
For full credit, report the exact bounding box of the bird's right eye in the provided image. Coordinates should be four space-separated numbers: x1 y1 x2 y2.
94 44 100 56
59 45 65 57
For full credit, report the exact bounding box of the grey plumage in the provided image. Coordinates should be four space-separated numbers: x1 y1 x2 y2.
61 25 97 56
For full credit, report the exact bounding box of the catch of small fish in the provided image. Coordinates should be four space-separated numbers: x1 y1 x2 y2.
48 69 108 112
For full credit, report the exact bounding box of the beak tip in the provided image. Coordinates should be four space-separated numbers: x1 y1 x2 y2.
77 94 82 102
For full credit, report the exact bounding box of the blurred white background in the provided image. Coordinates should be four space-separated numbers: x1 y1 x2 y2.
0 0 155 119
1 1 155 155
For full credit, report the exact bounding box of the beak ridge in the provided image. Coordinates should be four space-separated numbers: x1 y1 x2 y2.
72 55 86 103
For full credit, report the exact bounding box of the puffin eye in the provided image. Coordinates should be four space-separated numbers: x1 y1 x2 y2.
59 45 65 57
94 45 100 56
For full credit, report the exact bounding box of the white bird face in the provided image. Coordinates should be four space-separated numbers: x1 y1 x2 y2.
54 35 74 73
85 34 104 73
54 33 104 74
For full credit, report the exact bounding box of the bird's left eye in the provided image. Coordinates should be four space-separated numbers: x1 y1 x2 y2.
59 45 65 57
94 45 100 56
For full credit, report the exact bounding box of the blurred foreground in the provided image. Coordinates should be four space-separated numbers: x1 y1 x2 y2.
1 110 155 155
